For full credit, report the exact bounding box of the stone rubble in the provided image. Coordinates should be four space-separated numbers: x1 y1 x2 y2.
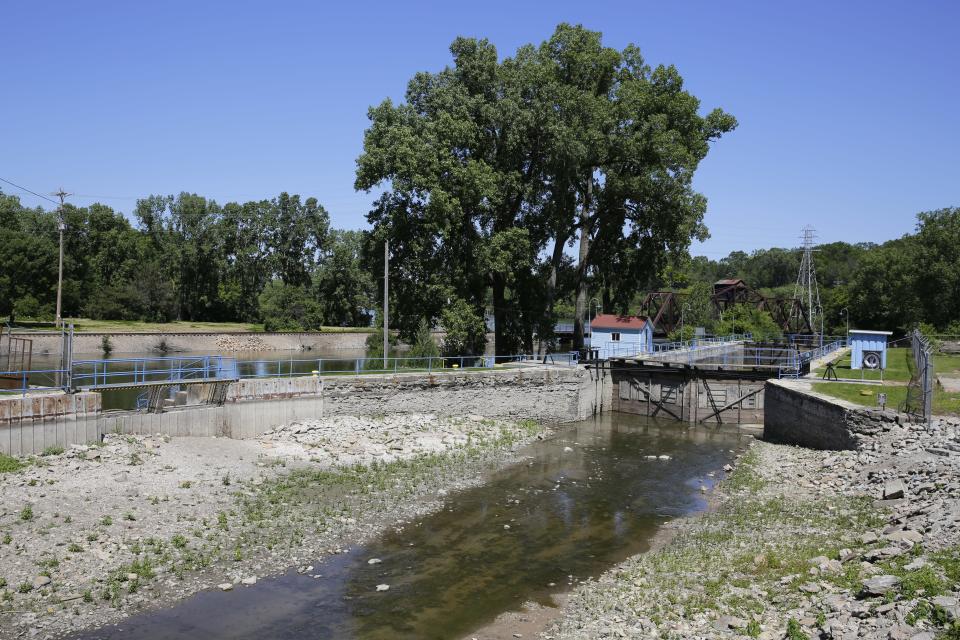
546 415 960 639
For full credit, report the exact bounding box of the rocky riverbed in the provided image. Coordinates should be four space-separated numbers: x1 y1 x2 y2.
0 414 548 639
546 416 960 640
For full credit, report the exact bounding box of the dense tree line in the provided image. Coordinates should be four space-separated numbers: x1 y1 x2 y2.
669 207 960 336
0 191 376 330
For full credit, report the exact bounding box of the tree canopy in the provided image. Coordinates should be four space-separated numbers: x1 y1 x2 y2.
355 23 736 354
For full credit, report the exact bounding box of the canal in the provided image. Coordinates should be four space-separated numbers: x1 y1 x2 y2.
73 412 748 640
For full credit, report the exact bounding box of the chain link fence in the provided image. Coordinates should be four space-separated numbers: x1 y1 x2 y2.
904 329 934 424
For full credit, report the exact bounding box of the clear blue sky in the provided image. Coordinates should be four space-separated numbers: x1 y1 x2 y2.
2 1 958 258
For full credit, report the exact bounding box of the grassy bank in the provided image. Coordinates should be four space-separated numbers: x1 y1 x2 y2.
813 348 960 416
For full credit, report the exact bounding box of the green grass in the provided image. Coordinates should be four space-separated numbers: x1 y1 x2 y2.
813 382 960 415
0 454 25 474
814 348 960 416
815 347 913 382
936 353 960 375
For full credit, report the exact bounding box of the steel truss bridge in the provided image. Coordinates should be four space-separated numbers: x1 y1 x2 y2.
639 279 816 336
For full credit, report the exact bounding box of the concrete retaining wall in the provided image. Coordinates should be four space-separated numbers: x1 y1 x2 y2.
15 330 498 356
15 331 372 356
321 365 605 423
1 365 605 455
763 379 902 450
0 392 102 456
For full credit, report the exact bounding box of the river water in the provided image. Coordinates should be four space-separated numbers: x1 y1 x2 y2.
28 349 367 410
73 413 746 640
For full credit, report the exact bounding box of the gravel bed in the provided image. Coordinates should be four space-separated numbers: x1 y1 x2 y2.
0 413 548 639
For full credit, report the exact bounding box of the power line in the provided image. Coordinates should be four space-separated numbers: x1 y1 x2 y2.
0 176 60 205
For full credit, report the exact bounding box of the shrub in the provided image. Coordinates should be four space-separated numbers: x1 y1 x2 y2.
440 298 487 357
0 454 24 474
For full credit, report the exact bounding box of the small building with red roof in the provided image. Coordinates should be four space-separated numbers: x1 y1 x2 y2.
588 313 654 358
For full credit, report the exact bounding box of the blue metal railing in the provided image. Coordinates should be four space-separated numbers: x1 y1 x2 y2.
234 353 576 380
1 352 580 394
71 355 235 389
777 338 846 378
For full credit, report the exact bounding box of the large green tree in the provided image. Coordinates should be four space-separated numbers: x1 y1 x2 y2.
356 24 736 355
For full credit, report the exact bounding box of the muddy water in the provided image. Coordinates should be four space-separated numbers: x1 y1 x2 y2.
75 414 746 640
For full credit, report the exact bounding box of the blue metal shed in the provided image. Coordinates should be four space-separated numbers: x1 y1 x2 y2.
849 330 893 370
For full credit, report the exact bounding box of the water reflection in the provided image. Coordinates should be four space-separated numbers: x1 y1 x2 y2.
73 413 745 640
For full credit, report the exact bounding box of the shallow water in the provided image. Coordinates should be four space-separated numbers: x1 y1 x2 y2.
74 413 746 640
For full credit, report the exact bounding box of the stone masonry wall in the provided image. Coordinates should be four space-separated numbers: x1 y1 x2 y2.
321 365 604 424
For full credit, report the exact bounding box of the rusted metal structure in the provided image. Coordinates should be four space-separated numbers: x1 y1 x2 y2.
638 279 815 336
0 327 33 390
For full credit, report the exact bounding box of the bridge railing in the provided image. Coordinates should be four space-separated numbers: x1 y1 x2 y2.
235 353 578 379
651 334 751 354
777 339 846 378
2 352 582 394
71 355 237 389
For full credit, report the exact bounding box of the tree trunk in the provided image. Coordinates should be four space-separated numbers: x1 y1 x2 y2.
573 179 593 351
492 275 507 360
540 234 569 356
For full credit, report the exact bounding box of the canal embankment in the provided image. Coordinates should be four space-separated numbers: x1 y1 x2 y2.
12 331 372 356
12 330 497 356
1 364 608 456
0 414 553 639
545 415 960 640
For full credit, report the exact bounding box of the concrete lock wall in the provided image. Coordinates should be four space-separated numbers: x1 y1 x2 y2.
763 379 902 450
0 365 606 455
321 366 606 423
0 392 102 456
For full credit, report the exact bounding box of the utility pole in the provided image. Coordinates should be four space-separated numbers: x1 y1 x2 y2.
383 239 389 369
52 188 71 329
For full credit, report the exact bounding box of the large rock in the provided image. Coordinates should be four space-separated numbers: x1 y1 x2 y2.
883 480 905 500
32 576 51 589
861 574 900 596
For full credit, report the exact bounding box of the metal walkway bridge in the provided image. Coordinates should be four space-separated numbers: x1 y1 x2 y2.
0 353 579 395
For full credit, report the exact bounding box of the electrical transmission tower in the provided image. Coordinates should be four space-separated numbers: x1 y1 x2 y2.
793 225 822 336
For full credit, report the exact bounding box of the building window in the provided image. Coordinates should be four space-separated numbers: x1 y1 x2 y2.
611 332 621 341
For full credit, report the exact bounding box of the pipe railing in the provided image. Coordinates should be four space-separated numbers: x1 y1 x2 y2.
71 355 235 388
1 352 581 394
